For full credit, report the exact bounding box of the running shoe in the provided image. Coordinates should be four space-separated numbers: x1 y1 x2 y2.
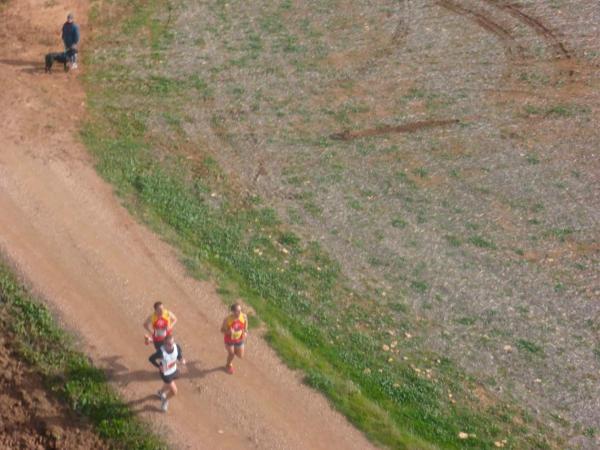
226 365 234 374
157 390 166 400
161 398 169 412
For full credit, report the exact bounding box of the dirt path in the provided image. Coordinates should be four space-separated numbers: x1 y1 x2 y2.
0 2 375 449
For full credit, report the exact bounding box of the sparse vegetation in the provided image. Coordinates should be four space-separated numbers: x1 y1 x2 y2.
79 0 600 447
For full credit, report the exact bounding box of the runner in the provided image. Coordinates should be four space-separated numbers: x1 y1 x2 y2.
148 334 186 412
220 303 248 374
143 302 177 351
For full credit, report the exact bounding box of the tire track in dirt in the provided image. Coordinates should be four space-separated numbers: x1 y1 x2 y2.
330 119 460 141
483 0 571 59
0 1 375 449
436 0 523 59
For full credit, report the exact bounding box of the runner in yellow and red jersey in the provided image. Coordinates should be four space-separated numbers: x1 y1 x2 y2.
144 301 177 351
220 303 248 374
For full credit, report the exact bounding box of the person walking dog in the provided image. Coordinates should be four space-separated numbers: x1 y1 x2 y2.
61 12 80 69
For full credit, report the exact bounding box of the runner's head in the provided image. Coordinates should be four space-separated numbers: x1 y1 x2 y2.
230 302 242 317
163 334 175 350
67 12 74 23
154 301 164 315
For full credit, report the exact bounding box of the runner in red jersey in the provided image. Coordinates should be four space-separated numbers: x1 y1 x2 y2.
143 301 177 351
220 303 248 374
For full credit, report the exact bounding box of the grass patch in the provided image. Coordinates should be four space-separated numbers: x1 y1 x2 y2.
469 236 497 250
516 339 544 356
0 260 165 450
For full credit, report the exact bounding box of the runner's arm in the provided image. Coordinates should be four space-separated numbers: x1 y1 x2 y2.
168 311 177 330
143 315 153 335
176 344 186 365
243 314 249 337
148 349 162 368
220 318 230 335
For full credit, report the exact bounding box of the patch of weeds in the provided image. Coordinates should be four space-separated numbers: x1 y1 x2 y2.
304 370 334 392
530 202 544 213
469 236 497 250
516 305 529 315
411 280 429 293
278 231 300 247
516 339 544 356
391 217 407 229
287 207 304 225
395 171 417 188
368 256 389 267
348 199 362 211
147 75 181 95
525 154 540 165
303 200 323 218
456 317 476 326
445 235 461 247
188 75 214 100
593 346 600 362
413 167 428 178
518 72 550 87
547 228 574 242
523 103 589 118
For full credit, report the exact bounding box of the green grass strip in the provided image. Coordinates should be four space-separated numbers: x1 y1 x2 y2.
0 261 166 450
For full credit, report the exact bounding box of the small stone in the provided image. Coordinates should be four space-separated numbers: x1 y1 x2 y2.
363 368 371 375
503 345 513 352
458 432 469 439
404 332 412 339
382 344 390 352
534 378 542 383
494 441 505 448
388 357 394 363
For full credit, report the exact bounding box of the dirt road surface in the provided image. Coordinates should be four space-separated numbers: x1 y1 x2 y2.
0 1 375 449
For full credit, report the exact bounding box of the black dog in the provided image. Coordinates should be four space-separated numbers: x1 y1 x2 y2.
44 48 77 73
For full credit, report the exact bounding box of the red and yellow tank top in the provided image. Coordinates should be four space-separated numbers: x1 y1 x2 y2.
224 314 247 344
152 309 172 342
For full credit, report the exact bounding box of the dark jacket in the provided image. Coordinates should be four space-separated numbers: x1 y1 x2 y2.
62 22 80 48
